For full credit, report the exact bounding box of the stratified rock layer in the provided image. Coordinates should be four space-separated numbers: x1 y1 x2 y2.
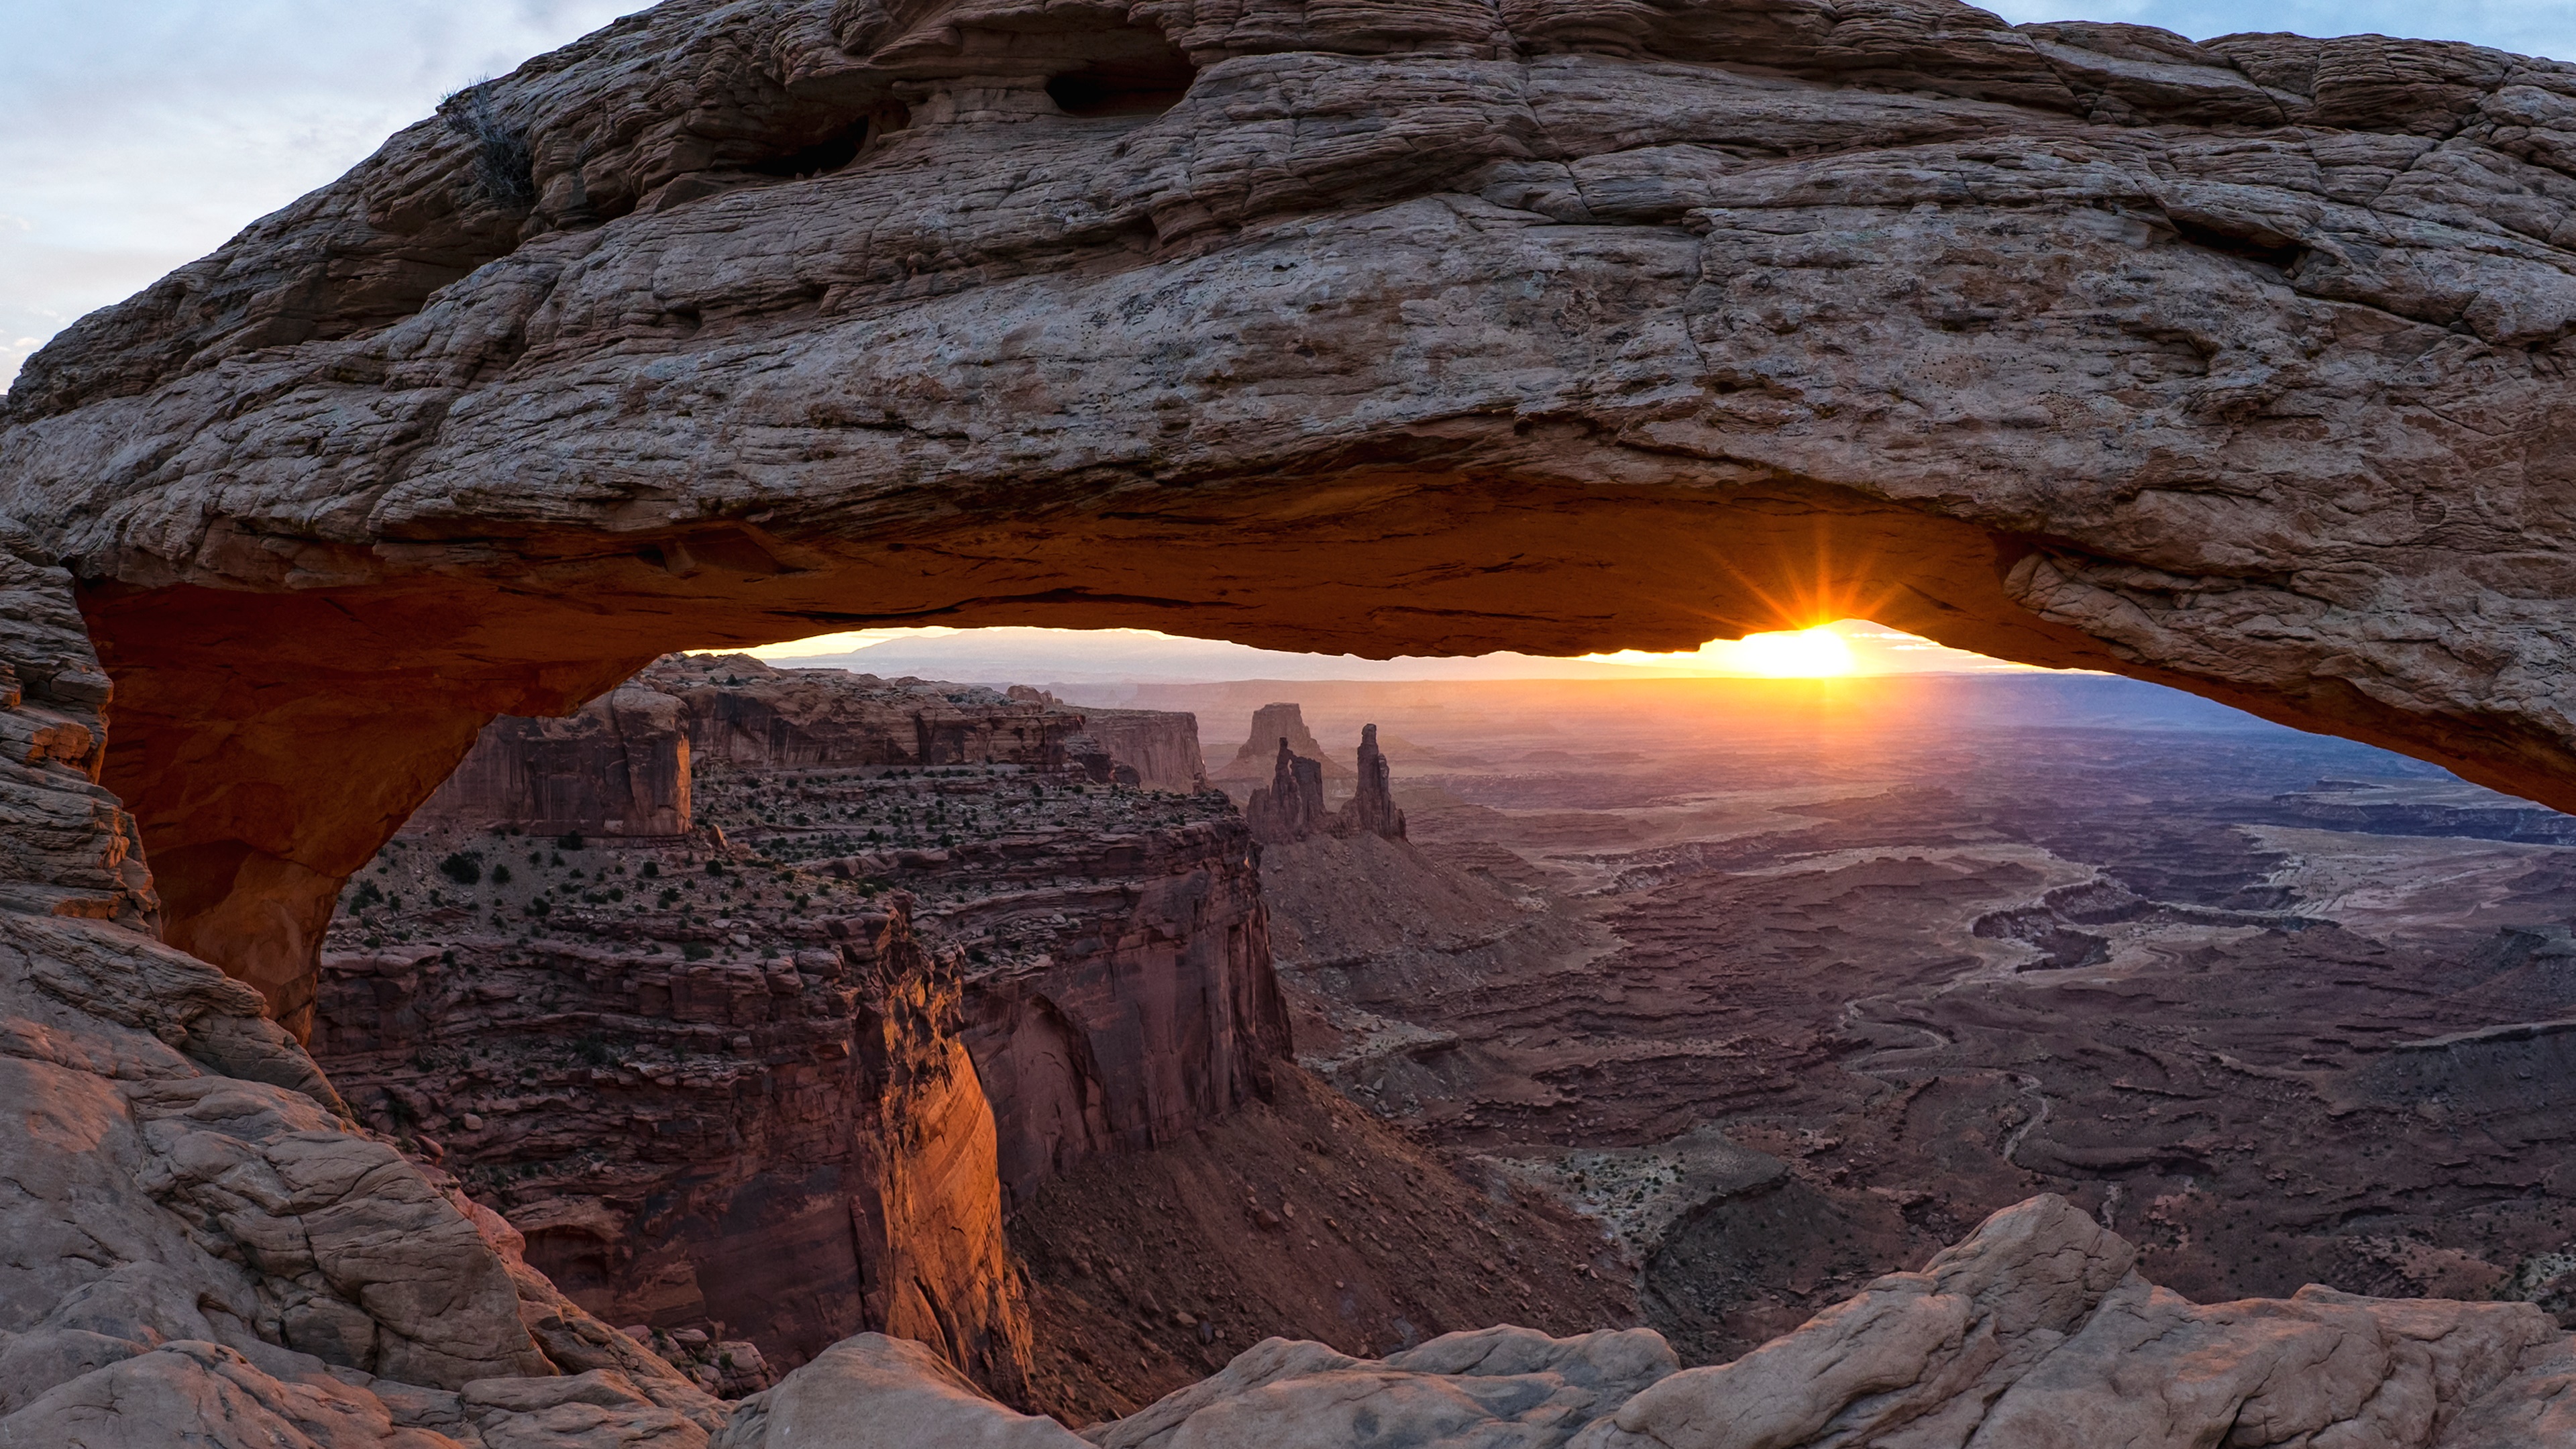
413 682 694 843
308 663 1277 1398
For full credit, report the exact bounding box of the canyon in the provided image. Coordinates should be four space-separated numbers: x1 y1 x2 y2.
306 657 1630 1426
1106 674 2576 1377
15 0 2576 1443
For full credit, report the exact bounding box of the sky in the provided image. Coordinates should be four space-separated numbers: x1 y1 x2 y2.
6 1 2570 680
743 621 2028 683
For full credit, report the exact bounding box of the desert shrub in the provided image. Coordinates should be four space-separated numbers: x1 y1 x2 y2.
557 831 586 851
491 864 513 884
682 942 714 961
640 861 660 878
440 87 537 209
351 880 385 909
437 852 482 885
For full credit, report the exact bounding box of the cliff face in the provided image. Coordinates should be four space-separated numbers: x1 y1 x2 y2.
845 816 1287 1202
647 654 1089 771
413 654 1205 849
306 661 1281 1393
413 682 694 838
309 890 1032 1397
1065 707 1208 795
0 532 729 1445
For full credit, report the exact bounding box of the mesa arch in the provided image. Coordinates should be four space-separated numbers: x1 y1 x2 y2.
8 0 2576 1038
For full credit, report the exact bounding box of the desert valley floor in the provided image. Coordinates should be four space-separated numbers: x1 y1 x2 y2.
1112 675 2576 1364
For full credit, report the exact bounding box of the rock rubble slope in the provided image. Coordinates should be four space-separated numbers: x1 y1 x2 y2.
718 1195 2576 1448
12 1 2576 998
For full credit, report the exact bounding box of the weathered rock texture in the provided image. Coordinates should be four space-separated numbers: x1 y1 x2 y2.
311 896 1035 1399
0 530 725 1444
726 1195 2576 1448
21 0 2576 1439
22 1 2576 1022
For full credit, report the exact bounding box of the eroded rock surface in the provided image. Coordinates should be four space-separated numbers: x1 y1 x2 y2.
732 1195 2576 1448
1246 722 1410 845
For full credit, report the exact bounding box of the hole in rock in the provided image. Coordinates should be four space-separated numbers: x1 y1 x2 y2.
2165 217 2305 271
748 103 912 178
1046 47 1197 117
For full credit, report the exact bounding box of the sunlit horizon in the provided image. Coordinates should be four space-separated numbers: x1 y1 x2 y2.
722 619 2043 684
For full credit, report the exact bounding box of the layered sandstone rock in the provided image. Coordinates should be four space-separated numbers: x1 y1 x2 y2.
413 682 694 839
308 665 1278 1395
1065 708 1209 795
21 1 2576 1441
310 892 1034 1398
644 655 1095 773
1216 706 1346 791
417 655 1206 843
1243 741 1330 845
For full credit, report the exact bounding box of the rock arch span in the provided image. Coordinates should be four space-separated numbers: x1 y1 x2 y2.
9 1 2576 1019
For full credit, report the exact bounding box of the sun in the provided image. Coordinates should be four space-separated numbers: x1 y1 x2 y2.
1733 625 1856 677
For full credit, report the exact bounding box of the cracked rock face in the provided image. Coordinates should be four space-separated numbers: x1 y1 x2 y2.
11 0 2576 1005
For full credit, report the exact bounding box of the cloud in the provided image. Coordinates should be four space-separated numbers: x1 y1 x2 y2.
0 0 638 390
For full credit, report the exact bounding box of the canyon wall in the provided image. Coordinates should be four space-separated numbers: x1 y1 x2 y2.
0 530 730 1444
308 895 1032 1395
646 655 1091 772
413 682 693 838
1064 707 1209 794
849 819 1288 1203
305 661 1283 1389
414 655 1209 851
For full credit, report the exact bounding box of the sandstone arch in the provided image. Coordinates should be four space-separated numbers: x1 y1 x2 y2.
11 0 2576 1028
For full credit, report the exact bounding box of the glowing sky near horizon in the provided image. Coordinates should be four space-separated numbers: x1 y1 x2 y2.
5 1 2576 390
744 619 2027 680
